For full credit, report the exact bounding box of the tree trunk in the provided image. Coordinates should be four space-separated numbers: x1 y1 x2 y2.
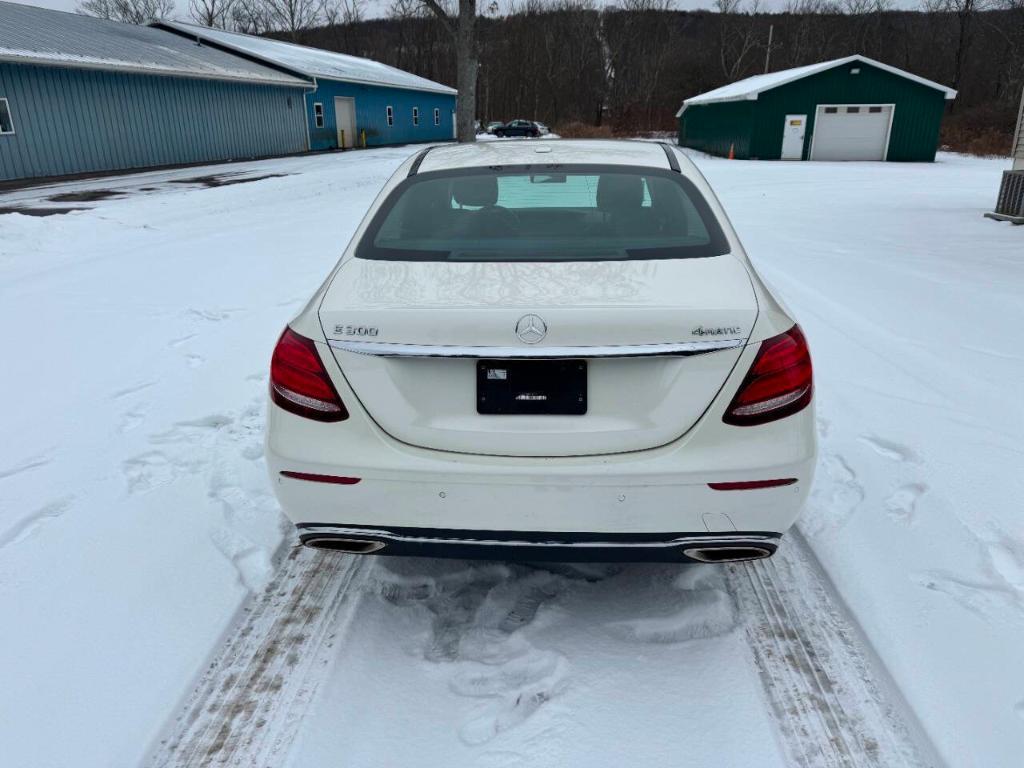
456 0 478 143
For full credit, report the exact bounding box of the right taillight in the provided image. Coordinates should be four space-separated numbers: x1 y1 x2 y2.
270 328 348 422
723 325 812 427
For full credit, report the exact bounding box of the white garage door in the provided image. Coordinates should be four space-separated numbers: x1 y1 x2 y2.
810 105 893 161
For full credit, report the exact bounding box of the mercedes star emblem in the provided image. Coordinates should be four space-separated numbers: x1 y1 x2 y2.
515 314 547 344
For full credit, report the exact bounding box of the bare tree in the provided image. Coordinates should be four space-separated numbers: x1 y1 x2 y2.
386 0 430 73
77 0 174 23
229 0 272 32
841 0 894 57
783 0 845 66
842 0 888 11
316 0 362 52
603 0 676 128
418 0 478 142
983 0 1024 102
189 0 236 27
264 0 322 37
320 0 363 25
714 0 762 80
389 0 428 17
921 0 991 94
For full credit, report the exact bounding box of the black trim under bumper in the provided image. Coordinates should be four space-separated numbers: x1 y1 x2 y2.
295 523 781 563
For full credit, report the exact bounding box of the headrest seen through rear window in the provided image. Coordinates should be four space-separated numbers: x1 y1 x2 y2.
452 176 499 207
596 174 645 212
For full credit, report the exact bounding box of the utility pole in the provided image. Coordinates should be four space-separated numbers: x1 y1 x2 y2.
764 24 774 74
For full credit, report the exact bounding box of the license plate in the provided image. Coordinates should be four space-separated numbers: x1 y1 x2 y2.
477 359 587 415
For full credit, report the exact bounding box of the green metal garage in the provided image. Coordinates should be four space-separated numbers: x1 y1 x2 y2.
677 55 957 162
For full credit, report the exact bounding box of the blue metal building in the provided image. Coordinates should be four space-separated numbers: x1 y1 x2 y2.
0 2 311 182
156 22 458 150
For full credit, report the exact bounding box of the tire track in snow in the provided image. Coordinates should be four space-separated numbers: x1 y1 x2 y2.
148 546 369 768
730 533 935 768
150 535 938 768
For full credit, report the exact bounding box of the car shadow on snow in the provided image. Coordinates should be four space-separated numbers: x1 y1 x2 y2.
370 557 738 653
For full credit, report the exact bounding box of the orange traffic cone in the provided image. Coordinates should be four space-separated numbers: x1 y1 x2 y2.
728 143 735 160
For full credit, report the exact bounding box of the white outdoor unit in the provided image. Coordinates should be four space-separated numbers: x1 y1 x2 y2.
987 88 1024 224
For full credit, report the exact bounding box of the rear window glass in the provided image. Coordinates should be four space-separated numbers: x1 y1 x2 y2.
357 166 730 262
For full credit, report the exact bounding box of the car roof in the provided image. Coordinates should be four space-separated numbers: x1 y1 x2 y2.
416 139 680 174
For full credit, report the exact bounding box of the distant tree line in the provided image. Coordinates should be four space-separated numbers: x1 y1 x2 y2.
77 0 1024 153
293 0 1023 152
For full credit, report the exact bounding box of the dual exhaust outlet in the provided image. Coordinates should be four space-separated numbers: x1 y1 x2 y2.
301 535 772 563
303 537 386 554
681 546 772 563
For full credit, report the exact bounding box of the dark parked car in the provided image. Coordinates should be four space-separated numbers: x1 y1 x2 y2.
493 120 540 138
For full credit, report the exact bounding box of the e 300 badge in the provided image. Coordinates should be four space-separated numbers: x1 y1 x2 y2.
334 325 379 337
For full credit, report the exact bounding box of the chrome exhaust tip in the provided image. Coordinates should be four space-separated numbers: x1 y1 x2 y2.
683 546 773 563
302 537 386 554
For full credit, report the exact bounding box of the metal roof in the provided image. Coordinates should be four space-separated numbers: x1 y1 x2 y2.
0 1 309 87
677 55 957 116
155 21 457 96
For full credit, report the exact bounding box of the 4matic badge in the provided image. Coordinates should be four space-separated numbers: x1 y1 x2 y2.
691 325 743 337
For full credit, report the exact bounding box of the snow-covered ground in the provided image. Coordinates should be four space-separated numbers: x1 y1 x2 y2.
701 152 1024 768
0 150 415 768
0 144 1020 768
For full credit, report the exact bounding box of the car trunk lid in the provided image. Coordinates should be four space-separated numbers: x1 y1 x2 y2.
320 256 757 457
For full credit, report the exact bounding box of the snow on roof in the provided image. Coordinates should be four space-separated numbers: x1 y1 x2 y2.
0 1 308 87
676 55 957 116
157 21 457 96
419 139 677 174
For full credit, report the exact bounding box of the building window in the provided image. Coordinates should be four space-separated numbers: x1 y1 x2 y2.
0 98 14 135
847 106 861 114
386 105 394 127
314 102 324 129
824 107 838 114
434 107 440 126
413 107 419 127
869 106 883 113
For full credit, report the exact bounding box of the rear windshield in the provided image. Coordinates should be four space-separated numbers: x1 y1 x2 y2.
356 165 730 262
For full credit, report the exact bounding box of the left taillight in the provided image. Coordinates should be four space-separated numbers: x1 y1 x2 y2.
270 328 348 422
723 325 813 427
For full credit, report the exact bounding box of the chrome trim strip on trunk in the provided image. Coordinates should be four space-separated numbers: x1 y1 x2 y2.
328 338 744 359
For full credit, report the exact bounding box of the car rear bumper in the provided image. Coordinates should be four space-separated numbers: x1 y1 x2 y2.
269 462 811 534
296 523 781 563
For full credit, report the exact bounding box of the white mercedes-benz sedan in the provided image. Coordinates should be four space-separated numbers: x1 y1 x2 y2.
266 140 816 563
